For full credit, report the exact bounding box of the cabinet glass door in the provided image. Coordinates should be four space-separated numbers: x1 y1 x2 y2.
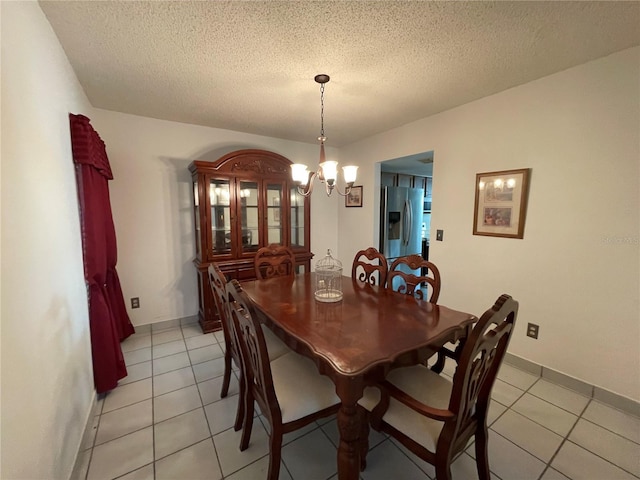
266 183 284 245
209 179 231 256
193 181 202 259
238 181 260 253
290 187 305 249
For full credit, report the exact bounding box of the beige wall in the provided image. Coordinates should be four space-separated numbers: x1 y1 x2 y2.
1 2 95 478
339 47 640 401
89 110 339 326
1 3 637 478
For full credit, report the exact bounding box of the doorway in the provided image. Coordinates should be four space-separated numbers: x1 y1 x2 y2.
378 151 434 265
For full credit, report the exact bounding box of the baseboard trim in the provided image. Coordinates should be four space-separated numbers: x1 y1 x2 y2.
68 391 98 480
131 314 200 334
504 353 639 417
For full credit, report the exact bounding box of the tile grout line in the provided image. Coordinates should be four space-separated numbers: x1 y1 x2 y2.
502 375 640 478
381 437 437 479
150 328 157 479
536 397 592 480
82 394 104 480
518 375 558 480
577 414 640 446
195 326 227 480
107 327 639 480
482 372 552 480
553 397 640 479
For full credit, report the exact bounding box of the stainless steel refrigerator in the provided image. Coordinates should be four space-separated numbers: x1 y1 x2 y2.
380 185 424 263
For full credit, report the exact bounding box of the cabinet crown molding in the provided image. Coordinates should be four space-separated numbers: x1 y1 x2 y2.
231 158 288 175
190 149 292 176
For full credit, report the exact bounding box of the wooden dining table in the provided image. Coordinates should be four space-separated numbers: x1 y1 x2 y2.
242 273 476 480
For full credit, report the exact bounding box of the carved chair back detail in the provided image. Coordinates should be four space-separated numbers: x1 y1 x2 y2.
387 254 441 302
352 247 389 286
254 244 296 280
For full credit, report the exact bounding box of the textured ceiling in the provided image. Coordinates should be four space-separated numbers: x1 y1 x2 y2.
40 1 640 147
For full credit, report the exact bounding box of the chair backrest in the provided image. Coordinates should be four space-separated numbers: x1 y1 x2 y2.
254 244 296 280
208 264 241 366
226 279 281 424
446 294 518 453
352 247 389 286
387 254 441 302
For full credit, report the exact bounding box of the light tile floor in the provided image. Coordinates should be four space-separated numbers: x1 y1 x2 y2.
74 319 640 480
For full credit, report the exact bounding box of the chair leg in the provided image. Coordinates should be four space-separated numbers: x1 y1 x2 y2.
475 428 491 480
430 350 446 373
434 462 452 480
220 351 232 398
239 391 254 451
233 370 245 432
358 406 369 471
267 431 283 480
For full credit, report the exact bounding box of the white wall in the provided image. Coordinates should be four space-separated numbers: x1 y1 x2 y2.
339 47 640 401
3 2 635 476
1 2 96 478
89 110 339 326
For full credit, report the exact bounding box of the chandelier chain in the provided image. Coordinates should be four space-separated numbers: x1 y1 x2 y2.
319 82 325 139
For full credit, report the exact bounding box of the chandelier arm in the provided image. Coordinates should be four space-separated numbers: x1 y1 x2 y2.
295 171 318 197
332 180 354 197
324 181 334 196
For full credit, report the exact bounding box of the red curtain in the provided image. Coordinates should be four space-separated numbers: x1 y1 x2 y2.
70 114 135 393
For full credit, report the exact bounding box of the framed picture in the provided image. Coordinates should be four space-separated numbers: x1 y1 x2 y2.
473 168 531 239
345 186 363 207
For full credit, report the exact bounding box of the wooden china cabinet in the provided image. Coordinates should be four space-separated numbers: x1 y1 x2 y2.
189 149 312 333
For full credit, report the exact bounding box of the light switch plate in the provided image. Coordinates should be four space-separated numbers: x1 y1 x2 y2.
436 230 444 241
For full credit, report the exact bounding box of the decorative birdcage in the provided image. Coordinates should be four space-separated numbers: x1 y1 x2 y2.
314 249 343 303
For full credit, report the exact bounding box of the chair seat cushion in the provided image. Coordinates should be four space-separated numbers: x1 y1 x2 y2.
271 352 340 424
359 365 453 451
262 325 290 360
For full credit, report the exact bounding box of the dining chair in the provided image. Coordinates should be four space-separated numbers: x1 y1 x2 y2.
386 255 451 372
352 247 389 286
226 279 341 480
207 264 290 431
254 244 296 280
387 254 441 302
358 294 519 480
207 264 244 431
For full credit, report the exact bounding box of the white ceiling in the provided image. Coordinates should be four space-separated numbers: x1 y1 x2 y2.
40 1 640 147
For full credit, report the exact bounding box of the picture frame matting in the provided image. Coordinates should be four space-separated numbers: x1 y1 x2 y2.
345 185 363 208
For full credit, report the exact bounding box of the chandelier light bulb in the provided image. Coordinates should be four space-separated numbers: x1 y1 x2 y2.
342 165 358 184
320 161 338 184
291 163 309 185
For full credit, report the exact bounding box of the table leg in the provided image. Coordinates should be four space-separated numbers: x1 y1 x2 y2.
335 378 364 480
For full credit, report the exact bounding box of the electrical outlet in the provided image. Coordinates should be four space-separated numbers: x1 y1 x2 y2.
526 323 539 339
436 229 444 241
131 297 140 309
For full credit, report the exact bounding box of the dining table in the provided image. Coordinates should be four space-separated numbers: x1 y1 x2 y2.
241 272 477 480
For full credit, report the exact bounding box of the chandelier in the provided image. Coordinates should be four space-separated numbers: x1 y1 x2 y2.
291 74 358 197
